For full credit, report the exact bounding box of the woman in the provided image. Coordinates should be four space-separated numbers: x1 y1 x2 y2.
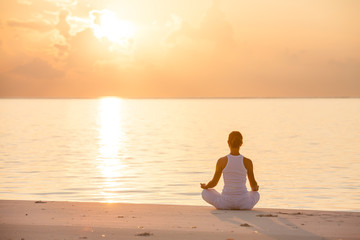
200 131 260 210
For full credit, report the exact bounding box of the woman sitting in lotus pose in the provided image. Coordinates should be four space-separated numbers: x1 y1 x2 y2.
200 131 260 210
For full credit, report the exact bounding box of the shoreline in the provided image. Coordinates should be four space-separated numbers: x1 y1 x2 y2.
1 200 360 240
1 198 358 213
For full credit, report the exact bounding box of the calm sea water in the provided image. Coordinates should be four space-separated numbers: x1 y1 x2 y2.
0 98 359 211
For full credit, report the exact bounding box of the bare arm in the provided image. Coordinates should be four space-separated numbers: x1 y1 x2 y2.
244 157 259 191
200 157 226 189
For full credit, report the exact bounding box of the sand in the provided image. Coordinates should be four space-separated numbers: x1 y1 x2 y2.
0 200 359 240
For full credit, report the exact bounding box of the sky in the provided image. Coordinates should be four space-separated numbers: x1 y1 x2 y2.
0 0 359 98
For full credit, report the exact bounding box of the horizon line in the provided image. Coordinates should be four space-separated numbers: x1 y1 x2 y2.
0 96 359 100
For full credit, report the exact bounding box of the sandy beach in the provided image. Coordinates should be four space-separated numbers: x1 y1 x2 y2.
0 200 359 240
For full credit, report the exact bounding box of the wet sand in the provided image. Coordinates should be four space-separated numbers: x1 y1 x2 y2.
0 200 359 240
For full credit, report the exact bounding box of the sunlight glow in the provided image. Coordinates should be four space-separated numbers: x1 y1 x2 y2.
97 97 125 202
92 10 135 47
98 97 122 164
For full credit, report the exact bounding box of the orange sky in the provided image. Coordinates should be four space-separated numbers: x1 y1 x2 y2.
0 0 359 98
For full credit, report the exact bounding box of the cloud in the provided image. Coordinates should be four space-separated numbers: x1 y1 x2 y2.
1 0 359 98
53 43 69 59
6 8 72 39
0 57 65 97
17 0 32 5
56 9 71 39
7 18 52 32
167 0 236 52
49 0 78 8
66 14 92 36
10 58 64 80
64 28 109 69
155 0 239 96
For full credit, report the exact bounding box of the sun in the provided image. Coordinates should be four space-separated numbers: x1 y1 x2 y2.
92 10 135 47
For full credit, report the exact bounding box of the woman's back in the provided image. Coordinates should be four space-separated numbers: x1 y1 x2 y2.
222 154 248 196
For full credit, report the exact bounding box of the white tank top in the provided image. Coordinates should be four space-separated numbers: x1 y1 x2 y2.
222 154 248 195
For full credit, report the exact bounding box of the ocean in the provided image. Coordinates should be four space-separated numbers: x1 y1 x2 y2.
0 98 359 211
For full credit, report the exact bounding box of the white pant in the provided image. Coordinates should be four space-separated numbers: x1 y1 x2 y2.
202 189 260 210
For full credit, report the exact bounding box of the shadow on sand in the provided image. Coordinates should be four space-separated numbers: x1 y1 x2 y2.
211 209 322 240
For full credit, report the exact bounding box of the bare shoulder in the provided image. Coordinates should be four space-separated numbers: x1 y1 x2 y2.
216 156 228 170
217 156 228 165
243 156 253 169
243 156 252 163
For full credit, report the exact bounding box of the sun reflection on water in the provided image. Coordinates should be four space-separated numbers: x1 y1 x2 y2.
97 97 125 202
